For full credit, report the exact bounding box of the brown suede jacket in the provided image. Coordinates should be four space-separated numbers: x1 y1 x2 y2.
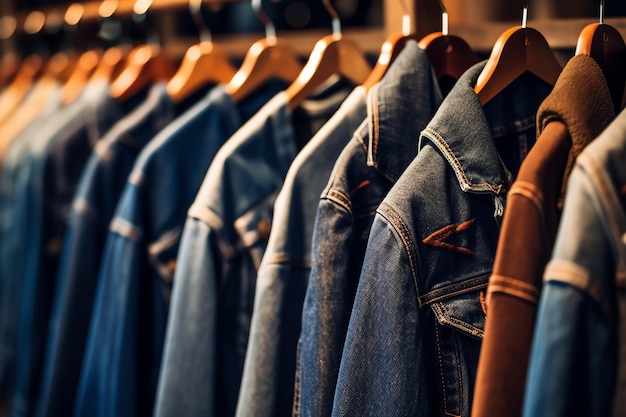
472 54 616 417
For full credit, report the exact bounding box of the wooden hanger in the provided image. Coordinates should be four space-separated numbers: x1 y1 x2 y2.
418 1 479 81
0 52 21 88
0 54 44 125
362 1 419 90
285 0 371 110
575 0 626 111
225 0 302 103
61 49 102 105
110 44 175 102
167 0 236 103
110 1 176 102
474 2 562 106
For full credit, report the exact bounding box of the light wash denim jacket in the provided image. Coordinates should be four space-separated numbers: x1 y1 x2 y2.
235 86 367 417
155 85 349 417
332 62 552 417
523 109 626 417
296 42 443 417
36 83 181 417
73 83 282 417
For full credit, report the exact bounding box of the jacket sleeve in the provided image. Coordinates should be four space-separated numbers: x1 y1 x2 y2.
297 198 366 417
523 166 617 417
154 216 220 417
74 227 144 417
331 213 429 417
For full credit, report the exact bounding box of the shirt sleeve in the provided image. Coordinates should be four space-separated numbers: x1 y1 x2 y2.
523 167 618 417
331 212 429 417
154 216 220 417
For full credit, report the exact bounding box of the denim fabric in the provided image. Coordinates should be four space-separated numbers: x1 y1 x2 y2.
0 80 139 417
235 86 367 417
295 42 443 417
74 82 283 417
332 63 552 417
0 84 63 408
155 83 350 417
523 109 626 417
35 83 185 417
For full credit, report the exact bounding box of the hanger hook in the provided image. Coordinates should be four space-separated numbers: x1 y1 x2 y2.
323 0 341 37
397 0 411 36
189 0 212 43
252 0 276 43
521 0 528 29
599 0 605 24
437 0 449 36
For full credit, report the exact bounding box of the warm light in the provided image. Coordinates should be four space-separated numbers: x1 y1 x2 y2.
24 11 46 34
133 0 154 16
64 3 85 26
0 16 17 40
99 0 119 19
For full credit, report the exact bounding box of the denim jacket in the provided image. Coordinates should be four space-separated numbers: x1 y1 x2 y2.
296 42 443 417
0 84 63 408
5 81 141 417
235 86 367 417
73 83 283 417
523 109 626 417
36 83 181 417
332 63 551 416
155 84 349 417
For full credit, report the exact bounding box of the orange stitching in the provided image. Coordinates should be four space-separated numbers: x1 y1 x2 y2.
479 291 488 316
422 218 476 255
350 180 371 196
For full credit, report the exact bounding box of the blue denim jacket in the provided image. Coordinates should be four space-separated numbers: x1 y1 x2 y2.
73 83 283 417
155 84 349 417
36 83 183 417
235 86 367 417
0 83 62 408
296 42 443 417
523 109 626 417
332 63 551 417
2 81 141 417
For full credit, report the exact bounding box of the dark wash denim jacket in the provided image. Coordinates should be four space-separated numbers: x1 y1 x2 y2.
523 109 626 417
332 63 551 417
4 81 142 417
37 83 179 417
155 85 349 417
235 86 367 417
74 83 282 417
296 42 443 417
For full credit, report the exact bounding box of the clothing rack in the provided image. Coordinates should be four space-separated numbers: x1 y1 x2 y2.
1 0 626 58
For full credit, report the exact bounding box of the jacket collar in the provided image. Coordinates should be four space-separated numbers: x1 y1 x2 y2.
366 41 443 182
537 54 615 205
420 62 507 194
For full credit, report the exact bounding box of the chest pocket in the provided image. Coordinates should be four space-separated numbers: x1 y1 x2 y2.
233 197 276 270
422 277 488 417
148 228 182 305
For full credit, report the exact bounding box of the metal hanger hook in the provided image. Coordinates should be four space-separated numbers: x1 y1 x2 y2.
323 0 341 37
438 0 449 36
252 0 276 43
521 0 528 28
599 0 605 24
189 0 212 43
